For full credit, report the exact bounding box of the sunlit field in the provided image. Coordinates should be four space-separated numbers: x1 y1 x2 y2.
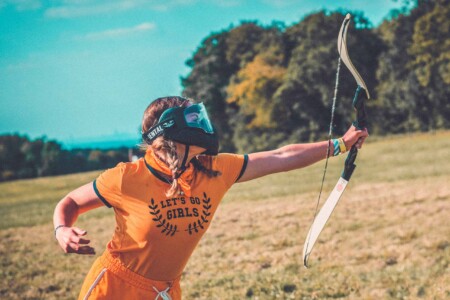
0 131 449 299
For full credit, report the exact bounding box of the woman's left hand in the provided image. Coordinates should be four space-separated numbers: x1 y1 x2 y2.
342 125 369 150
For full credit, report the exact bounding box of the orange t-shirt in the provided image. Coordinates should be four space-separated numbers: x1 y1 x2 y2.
93 152 248 281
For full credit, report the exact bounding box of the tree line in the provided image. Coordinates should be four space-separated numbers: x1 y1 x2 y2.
182 0 449 153
0 134 130 182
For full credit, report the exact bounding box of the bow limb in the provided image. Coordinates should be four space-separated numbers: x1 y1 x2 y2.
302 13 370 268
338 14 370 99
302 177 349 267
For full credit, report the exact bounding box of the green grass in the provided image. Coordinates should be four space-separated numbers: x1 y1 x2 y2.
0 171 107 229
0 131 449 299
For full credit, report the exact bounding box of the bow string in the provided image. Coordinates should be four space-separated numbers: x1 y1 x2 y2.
302 13 370 268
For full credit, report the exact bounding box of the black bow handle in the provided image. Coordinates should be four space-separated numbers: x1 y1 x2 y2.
342 85 367 181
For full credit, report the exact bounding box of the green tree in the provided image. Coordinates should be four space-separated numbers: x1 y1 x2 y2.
182 22 286 152
0 135 27 180
87 150 107 170
181 5 446 152
182 31 236 151
227 54 286 128
39 140 63 176
274 11 381 144
375 0 449 133
20 138 44 178
408 0 450 129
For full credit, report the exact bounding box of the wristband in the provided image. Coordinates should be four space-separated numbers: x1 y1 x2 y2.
54 225 67 239
332 139 340 156
338 138 347 153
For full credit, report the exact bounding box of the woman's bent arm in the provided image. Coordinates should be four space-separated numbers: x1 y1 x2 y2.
53 182 105 255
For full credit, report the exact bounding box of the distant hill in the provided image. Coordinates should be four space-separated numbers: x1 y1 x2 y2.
63 134 141 150
0 133 138 181
64 138 141 150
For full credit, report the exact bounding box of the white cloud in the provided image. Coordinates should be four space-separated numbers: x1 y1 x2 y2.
44 0 198 18
211 0 240 8
0 0 42 11
45 1 144 18
2 0 240 17
147 0 190 12
262 0 298 8
81 22 156 40
4 61 39 72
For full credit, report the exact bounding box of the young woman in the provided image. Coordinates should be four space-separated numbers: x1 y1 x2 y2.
54 96 368 299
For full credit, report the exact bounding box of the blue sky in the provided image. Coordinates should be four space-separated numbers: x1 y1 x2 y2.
0 0 409 145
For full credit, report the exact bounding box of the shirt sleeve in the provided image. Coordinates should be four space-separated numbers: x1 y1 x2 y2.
215 153 248 188
93 162 127 208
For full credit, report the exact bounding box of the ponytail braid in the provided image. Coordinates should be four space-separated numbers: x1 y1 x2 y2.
151 137 181 197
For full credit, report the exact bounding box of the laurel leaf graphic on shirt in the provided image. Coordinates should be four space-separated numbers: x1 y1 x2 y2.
148 199 180 236
166 224 173 236
192 223 199 233
202 193 211 204
197 220 204 229
149 199 158 210
181 193 212 235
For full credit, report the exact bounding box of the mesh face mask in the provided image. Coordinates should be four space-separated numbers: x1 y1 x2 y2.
142 103 219 155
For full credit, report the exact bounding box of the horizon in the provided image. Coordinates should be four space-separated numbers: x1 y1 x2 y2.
0 0 413 145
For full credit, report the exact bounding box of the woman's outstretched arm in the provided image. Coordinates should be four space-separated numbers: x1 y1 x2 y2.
237 125 368 183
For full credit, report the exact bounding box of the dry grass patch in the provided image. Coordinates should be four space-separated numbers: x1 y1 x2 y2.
182 176 450 299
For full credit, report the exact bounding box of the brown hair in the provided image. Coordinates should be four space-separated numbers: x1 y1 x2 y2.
141 96 220 197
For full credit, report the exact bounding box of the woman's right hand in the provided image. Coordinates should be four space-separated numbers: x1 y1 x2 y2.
53 182 105 255
56 226 96 255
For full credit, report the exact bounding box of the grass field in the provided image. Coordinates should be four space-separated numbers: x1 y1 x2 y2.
0 131 449 299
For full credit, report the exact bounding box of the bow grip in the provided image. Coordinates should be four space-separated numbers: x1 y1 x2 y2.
342 146 357 181
352 85 367 130
342 86 368 181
